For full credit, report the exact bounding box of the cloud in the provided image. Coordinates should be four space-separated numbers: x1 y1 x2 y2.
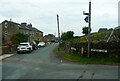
0 0 119 36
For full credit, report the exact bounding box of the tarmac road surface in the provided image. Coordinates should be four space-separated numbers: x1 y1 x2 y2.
1 43 119 80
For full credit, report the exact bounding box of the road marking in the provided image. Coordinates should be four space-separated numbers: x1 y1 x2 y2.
34 67 41 70
91 72 95 81
77 70 86 81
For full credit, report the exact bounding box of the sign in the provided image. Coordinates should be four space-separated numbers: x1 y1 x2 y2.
84 16 89 23
71 47 76 51
83 11 89 15
91 49 107 53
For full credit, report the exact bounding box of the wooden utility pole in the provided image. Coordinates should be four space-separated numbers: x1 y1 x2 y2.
57 14 60 45
83 1 91 57
88 1 91 57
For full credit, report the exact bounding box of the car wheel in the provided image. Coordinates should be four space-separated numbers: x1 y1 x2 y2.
17 51 20 54
29 49 32 53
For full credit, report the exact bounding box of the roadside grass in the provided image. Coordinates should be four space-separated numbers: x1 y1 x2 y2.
53 46 64 53
64 53 119 64
54 47 119 65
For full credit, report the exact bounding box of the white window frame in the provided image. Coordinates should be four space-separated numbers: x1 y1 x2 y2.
5 31 8 36
5 22 8 28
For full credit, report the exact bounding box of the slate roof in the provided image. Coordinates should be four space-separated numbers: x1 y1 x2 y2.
2 20 43 33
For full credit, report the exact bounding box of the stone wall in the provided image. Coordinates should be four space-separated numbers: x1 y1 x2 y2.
2 45 17 55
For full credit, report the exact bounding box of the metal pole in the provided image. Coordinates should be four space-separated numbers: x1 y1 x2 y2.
88 1 91 57
57 14 60 45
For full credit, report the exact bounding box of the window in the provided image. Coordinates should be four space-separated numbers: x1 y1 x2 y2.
5 22 8 28
5 31 8 36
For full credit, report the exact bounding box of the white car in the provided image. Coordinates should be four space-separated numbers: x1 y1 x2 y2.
38 42 46 47
17 42 33 54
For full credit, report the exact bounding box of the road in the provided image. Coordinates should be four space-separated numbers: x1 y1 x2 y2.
1 43 119 80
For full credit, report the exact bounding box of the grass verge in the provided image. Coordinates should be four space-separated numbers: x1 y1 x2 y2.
64 53 119 65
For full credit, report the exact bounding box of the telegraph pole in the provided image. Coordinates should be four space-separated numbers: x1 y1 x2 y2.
88 1 91 57
57 14 60 46
83 1 91 57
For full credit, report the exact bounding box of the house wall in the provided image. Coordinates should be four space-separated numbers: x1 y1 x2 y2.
34 32 43 41
1 20 43 44
2 21 19 43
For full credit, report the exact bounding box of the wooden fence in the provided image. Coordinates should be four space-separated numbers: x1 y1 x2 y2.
60 41 120 58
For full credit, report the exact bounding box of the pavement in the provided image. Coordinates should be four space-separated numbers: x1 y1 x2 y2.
0 45 14 61
0 54 14 60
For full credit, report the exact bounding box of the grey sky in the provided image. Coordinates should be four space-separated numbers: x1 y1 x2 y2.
0 0 119 36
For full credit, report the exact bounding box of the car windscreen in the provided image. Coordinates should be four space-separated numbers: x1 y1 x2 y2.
19 44 28 46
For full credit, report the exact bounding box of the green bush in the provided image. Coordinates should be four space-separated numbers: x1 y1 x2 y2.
10 32 29 44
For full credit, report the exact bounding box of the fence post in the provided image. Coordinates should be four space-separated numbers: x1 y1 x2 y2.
81 47 84 56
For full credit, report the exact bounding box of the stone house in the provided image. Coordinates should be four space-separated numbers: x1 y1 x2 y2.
0 20 43 44
42 34 55 42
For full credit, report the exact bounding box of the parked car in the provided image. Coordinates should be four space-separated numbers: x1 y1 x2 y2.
38 42 46 47
17 42 33 54
30 41 38 50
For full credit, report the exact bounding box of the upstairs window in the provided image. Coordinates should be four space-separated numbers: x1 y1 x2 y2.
5 22 8 28
5 31 8 36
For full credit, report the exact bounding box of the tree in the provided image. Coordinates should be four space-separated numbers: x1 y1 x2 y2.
61 31 74 41
34 39 39 44
61 32 67 41
11 32 29 44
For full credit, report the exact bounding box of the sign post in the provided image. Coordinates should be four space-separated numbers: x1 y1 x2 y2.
83 1 91 57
